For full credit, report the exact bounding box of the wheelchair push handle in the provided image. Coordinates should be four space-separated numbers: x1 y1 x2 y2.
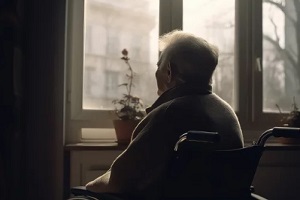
272 127 300 138
257 127 300 146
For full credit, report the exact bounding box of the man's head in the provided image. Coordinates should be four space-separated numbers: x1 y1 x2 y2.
155 30 219 96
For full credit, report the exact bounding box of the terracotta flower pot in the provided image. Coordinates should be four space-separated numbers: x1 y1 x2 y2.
279 112 300 144
113 119 140 144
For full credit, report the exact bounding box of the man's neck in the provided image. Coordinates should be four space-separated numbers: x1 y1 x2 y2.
146 82 212 114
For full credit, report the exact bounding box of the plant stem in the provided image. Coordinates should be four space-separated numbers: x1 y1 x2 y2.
125 60 134 106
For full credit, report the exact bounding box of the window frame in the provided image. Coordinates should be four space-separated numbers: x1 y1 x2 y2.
65 0 288 144
66 0 112 121
235 0 285 131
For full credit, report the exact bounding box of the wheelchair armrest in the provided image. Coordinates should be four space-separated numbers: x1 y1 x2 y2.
175 131 219 151
180 131 219 143
250 185 268 200
251 193 268 200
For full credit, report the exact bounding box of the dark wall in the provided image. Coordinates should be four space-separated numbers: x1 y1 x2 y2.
1 0 66 198
23 0 65 199
1 0 25 199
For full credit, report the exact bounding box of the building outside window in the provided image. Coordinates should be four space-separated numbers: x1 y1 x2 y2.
104 69 119 99
83 66 97 97
82 0 158 111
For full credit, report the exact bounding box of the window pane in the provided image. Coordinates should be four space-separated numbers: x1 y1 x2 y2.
263 0 300 113
183 0 236 109
83 0 159 110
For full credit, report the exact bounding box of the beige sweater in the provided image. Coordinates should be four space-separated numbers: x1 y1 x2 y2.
86 83 243 199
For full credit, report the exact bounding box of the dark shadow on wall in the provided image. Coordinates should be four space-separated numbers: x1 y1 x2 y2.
1 0 65 199
0 0 25 199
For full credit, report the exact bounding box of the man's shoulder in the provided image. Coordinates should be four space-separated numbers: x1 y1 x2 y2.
147 93 231 118
164 93 222 110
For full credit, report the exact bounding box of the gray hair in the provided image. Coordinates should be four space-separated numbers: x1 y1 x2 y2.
159 30 219 84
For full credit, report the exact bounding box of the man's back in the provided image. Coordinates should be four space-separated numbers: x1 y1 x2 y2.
121 83 243 198
133 82 243 149
163 93 243 150
86 83 243 199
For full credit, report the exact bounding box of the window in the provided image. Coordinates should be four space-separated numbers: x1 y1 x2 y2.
182 0 300 130
262 0 300 112
66 0 300 143
83 0 158 110
66 0 159 142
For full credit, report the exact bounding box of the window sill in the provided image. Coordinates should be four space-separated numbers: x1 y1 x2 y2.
65 142 128 151
65 142 300 151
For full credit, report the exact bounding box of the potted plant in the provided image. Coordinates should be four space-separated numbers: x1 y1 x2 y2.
277 97 300 144
112 49 145 144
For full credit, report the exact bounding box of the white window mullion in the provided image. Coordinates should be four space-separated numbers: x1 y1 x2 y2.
235 0 253 125
159 0 182 35
159 0 172 35
171 0 183 30
66 0 85 120
251 0 263 122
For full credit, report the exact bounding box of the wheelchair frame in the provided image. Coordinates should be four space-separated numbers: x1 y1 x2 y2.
69 127 300 200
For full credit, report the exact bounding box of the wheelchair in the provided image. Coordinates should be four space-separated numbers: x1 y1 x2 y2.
69 127 300 200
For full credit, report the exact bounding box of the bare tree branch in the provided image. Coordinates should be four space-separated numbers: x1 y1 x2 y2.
264 0 300 92
263 34 298 69
293 0 300 63
269 16 280 43
263 0 297 25
294 0 300 14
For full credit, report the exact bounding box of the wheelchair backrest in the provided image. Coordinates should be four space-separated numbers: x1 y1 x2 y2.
163 144 264 199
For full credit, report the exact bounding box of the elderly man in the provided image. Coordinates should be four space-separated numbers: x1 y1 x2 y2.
86 30 244 199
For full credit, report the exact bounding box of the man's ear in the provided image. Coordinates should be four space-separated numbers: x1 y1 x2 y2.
167 62 172 83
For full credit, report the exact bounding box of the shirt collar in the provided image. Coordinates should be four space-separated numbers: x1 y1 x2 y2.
146 82 212 114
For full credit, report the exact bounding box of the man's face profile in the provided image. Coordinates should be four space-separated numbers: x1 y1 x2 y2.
155 52 170 96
